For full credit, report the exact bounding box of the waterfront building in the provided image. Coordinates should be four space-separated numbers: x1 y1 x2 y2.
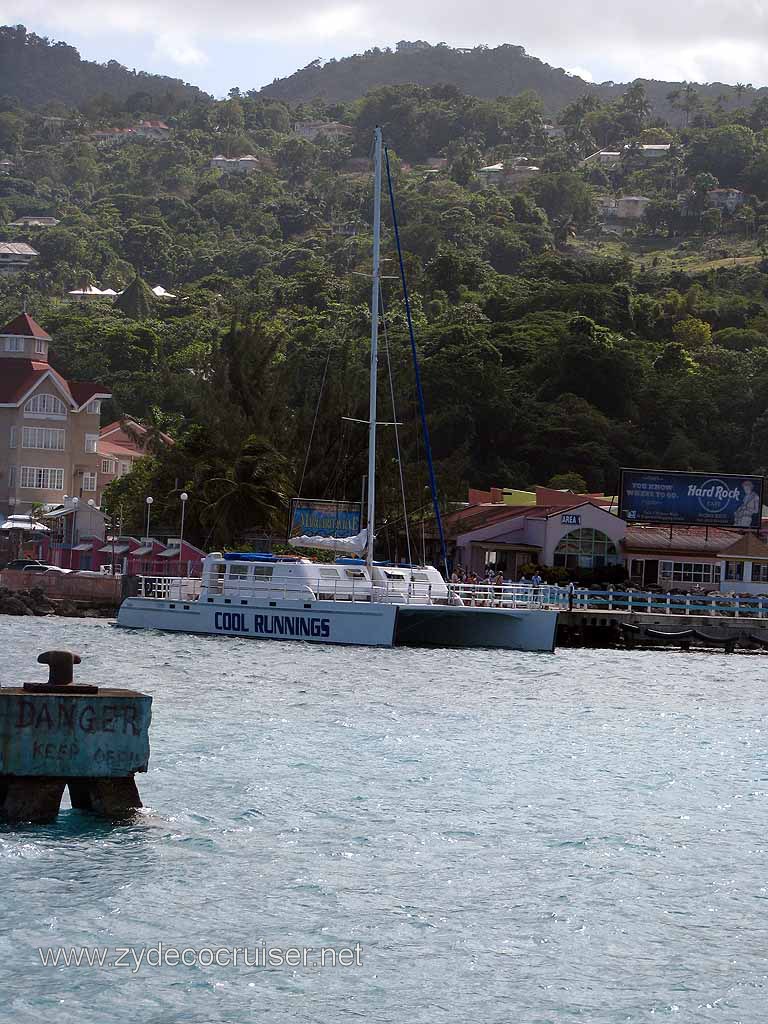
0 313 110 520
447 494 625 578
446 486 768 595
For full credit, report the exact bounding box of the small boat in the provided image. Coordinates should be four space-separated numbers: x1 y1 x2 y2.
117 128 559 652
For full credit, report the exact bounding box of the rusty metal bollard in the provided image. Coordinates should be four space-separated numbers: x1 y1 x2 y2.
0 650 152 823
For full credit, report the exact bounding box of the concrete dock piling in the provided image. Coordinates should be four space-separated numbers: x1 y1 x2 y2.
0 650 152 823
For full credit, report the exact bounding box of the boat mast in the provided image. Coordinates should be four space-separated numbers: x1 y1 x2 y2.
366 126 382 571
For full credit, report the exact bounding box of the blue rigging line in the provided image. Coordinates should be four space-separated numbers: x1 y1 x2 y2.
383 144 449 577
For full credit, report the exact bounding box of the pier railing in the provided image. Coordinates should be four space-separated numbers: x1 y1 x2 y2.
553 588 768 618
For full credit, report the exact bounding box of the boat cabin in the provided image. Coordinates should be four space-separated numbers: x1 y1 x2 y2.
200 553 448 604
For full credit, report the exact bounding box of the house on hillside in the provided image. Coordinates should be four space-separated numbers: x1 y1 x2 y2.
477 159 540 190
67 285 117 301
9 216 59 228
210 154 260 174
707 188 746 214
615 195 651 220
0 242 38 273
636 144 671 160
92 128 135 146
0 159 13 174
292 121 354 143
543 124 565 140
581 150 621 168
0 313 110 518
134 119 170 139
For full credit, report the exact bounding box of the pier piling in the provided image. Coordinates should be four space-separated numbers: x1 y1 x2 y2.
0 651 152 823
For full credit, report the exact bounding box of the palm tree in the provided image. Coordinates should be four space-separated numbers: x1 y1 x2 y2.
199 436 289 548
681 83 701 127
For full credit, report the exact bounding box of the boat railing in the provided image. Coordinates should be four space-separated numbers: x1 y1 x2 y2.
444 583 556 609
135 575 558 609
137 576 203 601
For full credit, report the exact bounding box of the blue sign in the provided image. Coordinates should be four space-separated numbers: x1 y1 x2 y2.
561 514 581 525
619 469 764 529
289 499 361 539
214 611 330 639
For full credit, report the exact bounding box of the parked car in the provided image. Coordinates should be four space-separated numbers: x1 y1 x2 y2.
21 564 72 575
3 559 48 571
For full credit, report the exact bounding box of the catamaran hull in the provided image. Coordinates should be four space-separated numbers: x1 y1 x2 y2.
117 597 558 652
394 605 558 652
117 597 399 646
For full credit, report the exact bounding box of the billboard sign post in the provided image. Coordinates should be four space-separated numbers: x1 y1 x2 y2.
288 499 362 541
619 469 764 529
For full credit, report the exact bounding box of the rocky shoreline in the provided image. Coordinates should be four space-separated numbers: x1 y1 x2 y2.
0 586 117 619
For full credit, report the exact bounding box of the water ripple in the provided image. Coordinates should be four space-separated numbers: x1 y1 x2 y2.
1 617 768 1022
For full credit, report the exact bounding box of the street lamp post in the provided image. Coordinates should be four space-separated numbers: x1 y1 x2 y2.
145 496 154 573
61 496 68 568
87 499 96 571
145 496 153 541
178 492 188 578
69 497 79 570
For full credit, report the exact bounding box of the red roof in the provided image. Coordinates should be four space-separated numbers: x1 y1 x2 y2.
0 360 110 407
0 360 51 403
624 525 740 555
0 313 51 340
98 439 140 458
69 381 110 406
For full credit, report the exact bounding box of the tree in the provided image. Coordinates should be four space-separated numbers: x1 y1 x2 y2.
686 125 757 186
547 472 588 492
0 111 23 152
198 435 289 546
526 171 594 228
114 275 157 319
672 316 712 350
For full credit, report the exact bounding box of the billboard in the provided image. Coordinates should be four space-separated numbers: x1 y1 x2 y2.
619 469 764 529
289 499 362 539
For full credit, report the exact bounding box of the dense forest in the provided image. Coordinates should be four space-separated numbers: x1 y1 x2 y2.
2 32 768 548
0 26 207 110
262 41 768 121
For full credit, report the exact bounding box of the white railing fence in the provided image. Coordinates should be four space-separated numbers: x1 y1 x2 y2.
133 576 768 618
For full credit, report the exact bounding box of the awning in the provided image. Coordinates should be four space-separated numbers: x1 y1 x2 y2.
73 543 93 552
0 517 49 533
158 547 181 558
99 544 129 554
471 542 541 552
130 545 155 556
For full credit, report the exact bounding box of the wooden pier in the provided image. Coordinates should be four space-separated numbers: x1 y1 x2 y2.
557 609 768 651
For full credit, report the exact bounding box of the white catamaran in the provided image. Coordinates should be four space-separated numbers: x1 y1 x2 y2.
117 128 559 651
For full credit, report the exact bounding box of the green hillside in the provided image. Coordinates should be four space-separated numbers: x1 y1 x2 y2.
261 41 767 120
0 25 208 110
0 47 767 553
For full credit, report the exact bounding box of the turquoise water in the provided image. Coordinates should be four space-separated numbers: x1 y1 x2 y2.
1 617 767 1023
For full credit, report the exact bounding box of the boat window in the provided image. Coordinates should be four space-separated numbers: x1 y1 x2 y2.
344 569 366 580
252 566 273 578
320 567 341 578
228 565 249 577
411 572 430 582
383 570 405 580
